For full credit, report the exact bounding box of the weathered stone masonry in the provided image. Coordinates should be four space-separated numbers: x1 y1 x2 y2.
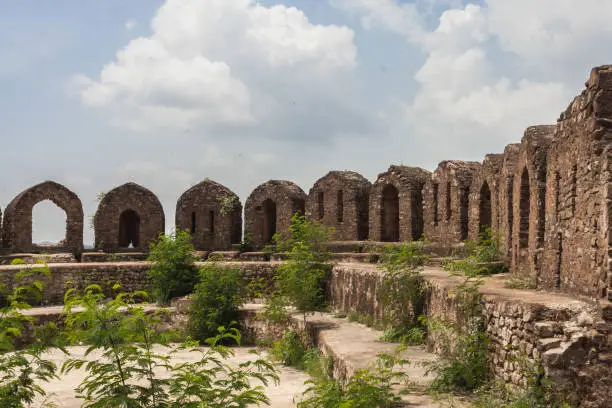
244 180 307 248
306 171 371 241
369 166 430 242
175 179 242 251
94 183 165 252
423 161 481 244
2 181 83 254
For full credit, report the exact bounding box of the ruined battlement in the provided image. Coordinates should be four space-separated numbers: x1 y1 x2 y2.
2 66 612 301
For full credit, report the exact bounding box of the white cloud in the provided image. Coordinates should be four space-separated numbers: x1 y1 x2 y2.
73 0 357 133
125 19 137 31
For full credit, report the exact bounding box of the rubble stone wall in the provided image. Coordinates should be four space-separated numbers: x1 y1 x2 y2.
306 171 371 241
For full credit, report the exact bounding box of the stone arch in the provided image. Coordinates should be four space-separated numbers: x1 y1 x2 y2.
518 167 530 249
370 166 430 242
245 180 307 248
2 181 83 253
423 161 480 244
94 182 165 251
175 179 242 251
381 184 400 242
262 199 277 244
479 181 492 235
306 171 371 241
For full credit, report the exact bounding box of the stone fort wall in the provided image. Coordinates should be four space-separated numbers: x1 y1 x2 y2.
2 65 612 301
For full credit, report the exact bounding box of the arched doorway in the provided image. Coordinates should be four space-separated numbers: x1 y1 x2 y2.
32 200 67 247
519 168 530 249
262 199 277 244
118 209 140 248
381 185 400 242
479 182 492 236
411 190 423 241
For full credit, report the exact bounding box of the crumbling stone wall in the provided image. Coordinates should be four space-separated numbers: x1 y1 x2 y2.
423 161 481 244
511 126 555 281
498 144 520 258
306 171 371 241
244 180 307 248
468 154 503 241
2 181 83 254
541 66 612 299
94 183 165 252
175 179 242 251
369 166 431 242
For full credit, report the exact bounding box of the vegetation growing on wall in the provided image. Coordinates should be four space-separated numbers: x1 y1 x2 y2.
147 230 199 305
377 241 429 342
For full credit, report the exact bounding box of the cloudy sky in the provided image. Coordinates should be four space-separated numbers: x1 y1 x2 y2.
2 0 611 245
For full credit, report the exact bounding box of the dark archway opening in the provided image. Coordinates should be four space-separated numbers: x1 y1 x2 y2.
433 183 439 226
262 199 277 244
381 185 400 242
119 209 140 248
519 168 530 249
479 182 492 235
411 190 424 241
317 192 324 219
459 187 469 241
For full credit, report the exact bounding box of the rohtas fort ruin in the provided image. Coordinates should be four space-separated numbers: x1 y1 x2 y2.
2 66 612 407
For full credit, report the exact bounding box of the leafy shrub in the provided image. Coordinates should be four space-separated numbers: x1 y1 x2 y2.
0 260 59 408
377 242 428 341
446 228 507 276
273 214 333 324
188 262 247 342
269 329 318 369
425 319 489 392
239 232 255 253
147 230 199 304
62 284 278 408
474 359 573 408
298 353 409 408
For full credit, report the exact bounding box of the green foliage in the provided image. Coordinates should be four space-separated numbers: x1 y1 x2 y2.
273 214 333 323
188 262 247 342
62 284 278 408
377 242 428 341
474 359 573 408
147 230 199 305
218 194 240 217
425 318 489 392
446 229 507 276
239 232 255 253
298 353 409 408
269 329 313 369
0 260 60 408
503 275 537 290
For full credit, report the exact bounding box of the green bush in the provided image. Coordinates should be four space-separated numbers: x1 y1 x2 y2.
147 230 199 305
446 228 507 276
188 262 247 342
269 329 313 369
377 241 428 341
0 260 59 408
62 284 278 407
273 214 333 324
298 353 408 408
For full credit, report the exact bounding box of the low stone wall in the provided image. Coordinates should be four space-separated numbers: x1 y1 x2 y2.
0 261 279 305
327 263 612 407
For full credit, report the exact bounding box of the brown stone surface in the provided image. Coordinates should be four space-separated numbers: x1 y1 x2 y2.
2 181 83 254
175 179 242 251
94 183 165 252
244 180 307 248
468 154 504 241
423 161 481 244
498 144 520 257
511 125 556 282
306 171 371 241
369 165 431 242
538 65 612 299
